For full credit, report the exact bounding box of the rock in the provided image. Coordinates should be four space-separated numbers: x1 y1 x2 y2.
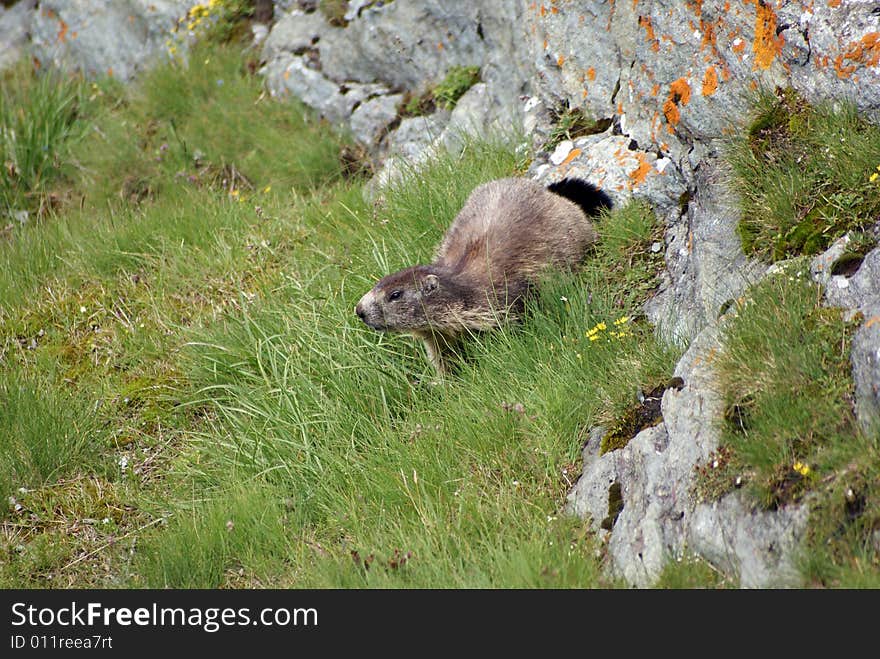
260 8 327 62
812 240 880 431
645 159 767 343
532 133 687 216
349 93 403 147
251 22 269 48
688 494 808 588
317 1 491 92
365 113 450 196
30 0 201 81
263 54 389 126
437 82 501 153
0 0 36 72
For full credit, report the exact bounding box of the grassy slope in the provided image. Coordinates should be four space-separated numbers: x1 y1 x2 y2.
0 43 679 588
2 40 877 589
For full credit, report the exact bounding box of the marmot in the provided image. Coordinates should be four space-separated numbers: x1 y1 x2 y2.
355 177 612 374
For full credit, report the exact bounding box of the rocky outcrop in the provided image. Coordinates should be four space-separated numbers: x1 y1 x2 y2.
565 322 809 587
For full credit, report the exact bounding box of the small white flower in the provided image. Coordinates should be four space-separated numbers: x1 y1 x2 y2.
79 306 86 313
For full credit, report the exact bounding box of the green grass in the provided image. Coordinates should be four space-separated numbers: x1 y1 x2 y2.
130 148 678 588
0 62 92 218
728 88 880 261
711 262 880 585
0 38 683 588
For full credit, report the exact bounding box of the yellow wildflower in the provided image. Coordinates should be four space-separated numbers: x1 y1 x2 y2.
793 461 811 477
871 172 879 183
263 185 271 193
613 316 630 326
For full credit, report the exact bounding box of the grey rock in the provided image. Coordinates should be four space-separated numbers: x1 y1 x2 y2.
318 1 488 91
366 113 449 195
263 54 389 126
349 93 403 147
689 495 808 588
646 159 767 343
30 0 199 81
0 0 36 71
384 114 449 161
851 309 880 433
531 133 687 217
261 8 327 62
812 240 880 431
437 83 499 153
251 22 270 48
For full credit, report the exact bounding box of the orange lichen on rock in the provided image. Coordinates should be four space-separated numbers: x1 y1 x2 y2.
638 15 660 52
560 148 582 167
57 19 68 43
841 32 880 70
753 1 784 70
629 152 653 186
557 54 565 66
702 65 718 95
828 0 841 7
670 77 692 105
663 77 691 133
587 67 596 81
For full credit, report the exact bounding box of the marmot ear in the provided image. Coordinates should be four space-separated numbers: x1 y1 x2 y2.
422 273 440 295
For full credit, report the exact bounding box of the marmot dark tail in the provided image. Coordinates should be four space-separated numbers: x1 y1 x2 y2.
546 177 612 217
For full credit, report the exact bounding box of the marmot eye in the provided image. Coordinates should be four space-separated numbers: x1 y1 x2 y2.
387 290 403 302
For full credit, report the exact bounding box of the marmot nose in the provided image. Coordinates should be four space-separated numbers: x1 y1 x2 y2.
355 302 365 320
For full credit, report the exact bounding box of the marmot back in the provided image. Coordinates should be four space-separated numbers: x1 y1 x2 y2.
435 178 599 286
355 177 611 373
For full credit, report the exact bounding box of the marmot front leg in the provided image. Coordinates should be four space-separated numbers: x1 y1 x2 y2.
418 332 453 376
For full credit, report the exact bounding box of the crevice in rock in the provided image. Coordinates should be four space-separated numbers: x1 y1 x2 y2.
600 481 624 530
600 383 668 454
830 253 865 278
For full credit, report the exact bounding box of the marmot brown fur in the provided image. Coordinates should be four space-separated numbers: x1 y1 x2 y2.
355 177 612 373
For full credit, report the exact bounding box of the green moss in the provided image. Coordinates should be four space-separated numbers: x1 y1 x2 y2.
599 481 623 530
398 65 481 118
600 383 666 454
434 65 481 110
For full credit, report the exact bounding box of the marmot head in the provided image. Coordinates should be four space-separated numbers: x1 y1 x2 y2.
355 265 448 332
